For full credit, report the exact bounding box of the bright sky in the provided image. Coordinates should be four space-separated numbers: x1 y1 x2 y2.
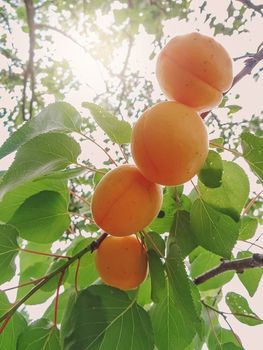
0 1 263 349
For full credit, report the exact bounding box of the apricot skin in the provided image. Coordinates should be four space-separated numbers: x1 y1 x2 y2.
131 101 208 186
91 165 162 237
95 235 148 290
156 32 233 112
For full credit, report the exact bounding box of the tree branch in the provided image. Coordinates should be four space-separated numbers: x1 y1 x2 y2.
194 253 263 285
34 23 108 91
0 233 107 324
236 0 263 15
22 0 36 120
34 23 88 53
231 47 263 87
201 46 263 119
115 36 134 115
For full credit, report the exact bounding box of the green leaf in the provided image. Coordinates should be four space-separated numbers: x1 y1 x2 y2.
198 161 249 221
9 191 70 243
82 102 132 144
17 319 61 350
61 285 154 350
0 102 81 160
241 132 263 182
151 281 200 350
209 137 224 150
65 237 98 289
226 104 242 115
172 210 197 258
0 224 19 284
148 250 165 303
0 132 81 201
198 150 223 188
190 199 239 258
137 277 151 306
145 231 165 256
0 292 27 350
149 186 188 234
42 167 86 180
226 292 263 326
191 247 234 291
237 251 263 296
0 177 68 223
149 190 176 234
166 220 202 340
238 216 258 240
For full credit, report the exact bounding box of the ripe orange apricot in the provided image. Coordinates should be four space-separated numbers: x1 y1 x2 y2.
91 164 162 236
131 101 208 186
156 32 233 112
95 235 148 290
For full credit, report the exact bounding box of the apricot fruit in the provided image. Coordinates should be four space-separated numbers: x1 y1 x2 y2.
91 164 162 236
95 235 148 290
156 32 233 112
131 101 208 186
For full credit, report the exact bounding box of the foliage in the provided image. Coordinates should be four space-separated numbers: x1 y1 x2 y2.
0 0 263 350
0 98 260 348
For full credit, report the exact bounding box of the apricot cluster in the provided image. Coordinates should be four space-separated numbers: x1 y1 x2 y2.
92 165 162 290
93 32 233 291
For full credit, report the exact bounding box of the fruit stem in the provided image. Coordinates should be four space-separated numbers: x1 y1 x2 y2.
74 258 81 293
53 269 66 327
0 316 11 335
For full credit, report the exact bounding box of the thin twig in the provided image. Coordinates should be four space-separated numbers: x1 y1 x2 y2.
231 47 263 88
20 248 70 260
23 0 36 120
0 277 46 292
203 302 243 348
34 23 107 88
244 240 263 251
77 162 107 174
115 36 134 115
202 301 262 322
201 45 263 119
236 0 263 15
118 145 129 163
242 190 263 216
205 306 221 347
222 314 243 347
0 233 107 324
70 190 91 207
79 131 118 166
247 232 263 251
